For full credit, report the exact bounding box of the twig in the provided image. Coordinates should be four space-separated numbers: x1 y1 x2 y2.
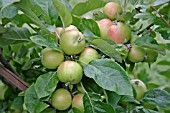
137 24 154 35
150 6 170 27
0 48 19 76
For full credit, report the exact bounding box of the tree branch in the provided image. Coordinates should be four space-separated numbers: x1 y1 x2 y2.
151 6 170 27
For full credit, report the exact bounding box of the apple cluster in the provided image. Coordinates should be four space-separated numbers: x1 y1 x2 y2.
41 25 99 111
98 2 158 63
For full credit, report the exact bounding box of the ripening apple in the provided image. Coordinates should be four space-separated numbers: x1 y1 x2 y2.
131 79 147 100
57 61 83 84
55 27 63 39
103 2 122 20
51 88 72 110
41 48 64 69
107 22 131 44
59 30 86 55
78 47 99 67
97 18 113 39
72 93 84 112
128 45 145 63
144 48 158 62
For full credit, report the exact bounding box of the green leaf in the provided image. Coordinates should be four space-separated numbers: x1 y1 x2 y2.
153 0 170 6
69 107 82 113
0 0 20 8
15 0 49 33
83 93 115 113
22 58 40 70
141 88 170 110
34 72 58 99
159 69 170 79
120 95 140 105
1 5 18 18
72 0 105 16
52 0 72 27
84 59 133 96
10 96 24 110
0 27 31 45
157 60 170 65
91 39 122 63
105 90 121 107
30 35 61 51
24 84 49 113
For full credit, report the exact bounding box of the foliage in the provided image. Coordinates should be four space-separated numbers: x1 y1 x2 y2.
0 0 170 113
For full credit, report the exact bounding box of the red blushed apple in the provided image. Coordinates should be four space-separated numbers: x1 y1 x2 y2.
107 22 131 44
97 18 113 39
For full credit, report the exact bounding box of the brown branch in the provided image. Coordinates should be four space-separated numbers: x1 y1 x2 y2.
0 65 29 91
151 6 170 27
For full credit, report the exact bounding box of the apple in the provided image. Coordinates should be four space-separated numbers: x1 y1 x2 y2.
76 83 85 93
55 27 63 39
103 2 122 20
107 22 131 44
41 48 64 69
72 93 84 112
128 45 145 63
144 48 158 62
97 18 113 39
78 47 99 67
59 30 86 55
130 79 147 100
57 61 83 84
51 88 72 110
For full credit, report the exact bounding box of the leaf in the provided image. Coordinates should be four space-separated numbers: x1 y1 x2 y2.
158 69 170 79
0 0 20 8
0 27 31 45
30 35 61 51
153 0 170 6
1 5 18 18
68 107 82 113
22 58 40 70
15 0 49 33
10 96 24 110
83 93 115 113
91 39 122 63
157 60 170 65
24 84 49 113
72 0 105 16
105 90 121 107
52 0 72 27
120 95 140 105
84 59 133 96
34 72 58 99
141 88 170 110
81 18 100 36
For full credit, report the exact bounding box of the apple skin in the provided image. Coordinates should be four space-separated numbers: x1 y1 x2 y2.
56 25 79 39
103 2 122 20
59 30 86 55
144 48 158 62
128 45 145 63
72 93 84 112
41 48 64 69
107 22 131 44
78 47 99 67
0 80 8 100
130 79 147 100
51 88 72 110
57 61 83 84
97 18 113 39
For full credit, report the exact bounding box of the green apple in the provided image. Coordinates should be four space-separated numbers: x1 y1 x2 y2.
51 88 72 110
79 47 99 67
60 30 86 55
41 48 64 69
72 93 84 112
57 61 83 84
131 79 147 100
